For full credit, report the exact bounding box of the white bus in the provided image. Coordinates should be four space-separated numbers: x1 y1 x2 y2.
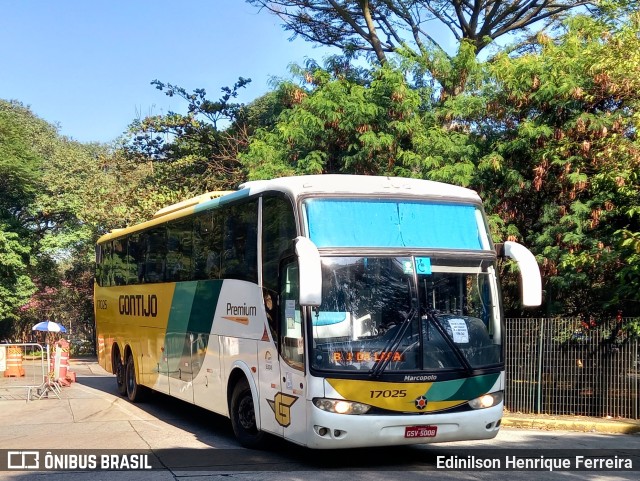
94 174 541 449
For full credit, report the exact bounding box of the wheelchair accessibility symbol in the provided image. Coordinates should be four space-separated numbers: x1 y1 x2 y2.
415 257 432 275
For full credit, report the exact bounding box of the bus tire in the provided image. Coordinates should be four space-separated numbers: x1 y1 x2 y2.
113 351 127 396
230 379 265 449
125 354 146 403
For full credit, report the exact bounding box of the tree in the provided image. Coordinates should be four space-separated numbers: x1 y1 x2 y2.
0 100 156 340
474 14 640 317
0 229 36 329
242 61 451 179
241 52 486 185
0 101 44 326
248 1 597 97
126 78 254 194
0 101 45 227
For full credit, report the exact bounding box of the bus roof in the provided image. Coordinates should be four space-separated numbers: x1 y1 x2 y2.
97 175 481 243
239 175 481 202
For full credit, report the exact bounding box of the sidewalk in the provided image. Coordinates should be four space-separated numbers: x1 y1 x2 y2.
502 411 640 435
0 354 106 400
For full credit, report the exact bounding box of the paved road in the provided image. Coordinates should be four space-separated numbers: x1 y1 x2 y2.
0 358 639 480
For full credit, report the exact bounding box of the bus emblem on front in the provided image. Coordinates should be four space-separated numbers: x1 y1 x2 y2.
415 396 428 410
268 392 298 427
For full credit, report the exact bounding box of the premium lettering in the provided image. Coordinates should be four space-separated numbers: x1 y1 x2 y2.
118 295 158 317
226 303 257 317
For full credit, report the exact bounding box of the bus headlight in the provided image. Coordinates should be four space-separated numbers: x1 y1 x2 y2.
469 391 503 410
313 398 372 415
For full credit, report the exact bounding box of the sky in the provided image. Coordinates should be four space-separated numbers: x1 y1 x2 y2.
0 0 338 143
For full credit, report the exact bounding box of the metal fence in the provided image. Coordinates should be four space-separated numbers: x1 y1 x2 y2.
0 343 48 400
505 317 640 420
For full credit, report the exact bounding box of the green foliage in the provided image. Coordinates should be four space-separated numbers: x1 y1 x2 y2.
241 60 479 182
0 101 45 224
125 78 254 194
622 316 640 339
0 100 147 338
476 14 640 317
613 229 640 311
0 227 36 323
239 12 640 319
248 0 604 102
18 257 95 344
0 101 44 325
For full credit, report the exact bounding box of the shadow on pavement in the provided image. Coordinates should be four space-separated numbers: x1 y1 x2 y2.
67 358 640 473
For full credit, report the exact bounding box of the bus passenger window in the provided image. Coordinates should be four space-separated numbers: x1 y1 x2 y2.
99 242 113 287
145 227 167 283
166 218 193 282
95 245 104 286
112 239 128 286
194 211 224 280
193 213 210 280
128 234 145 283
262 195 296 292
221 201 258 283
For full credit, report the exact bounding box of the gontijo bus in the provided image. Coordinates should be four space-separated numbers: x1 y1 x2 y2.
94 174 541 449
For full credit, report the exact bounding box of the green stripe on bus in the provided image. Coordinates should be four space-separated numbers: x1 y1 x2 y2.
188 280 223 333
426 373 499 401
167 282 197 334
165 280 222 379
193 189 250 213
166 280 222 335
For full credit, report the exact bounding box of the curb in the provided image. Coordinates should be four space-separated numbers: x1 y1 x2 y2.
502 415 640 435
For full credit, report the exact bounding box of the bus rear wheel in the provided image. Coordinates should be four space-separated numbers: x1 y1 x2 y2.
125 354 146 403
113 352 127 396
230 379 265 449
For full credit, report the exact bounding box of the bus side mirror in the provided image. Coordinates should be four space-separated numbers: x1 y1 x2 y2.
295 236 322 306
498 241 542 307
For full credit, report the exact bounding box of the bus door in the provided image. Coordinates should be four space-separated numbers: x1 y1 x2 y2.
167 332 195 404
257 304 283 438
153 331 171 395
277 259 307 444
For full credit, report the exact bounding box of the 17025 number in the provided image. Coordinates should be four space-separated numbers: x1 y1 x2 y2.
369 389 407 398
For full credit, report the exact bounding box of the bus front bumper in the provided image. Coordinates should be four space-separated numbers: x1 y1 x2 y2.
304 402 503 449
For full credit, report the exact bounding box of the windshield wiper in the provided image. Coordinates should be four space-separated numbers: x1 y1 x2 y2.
423 310 474 374
369 308 416 378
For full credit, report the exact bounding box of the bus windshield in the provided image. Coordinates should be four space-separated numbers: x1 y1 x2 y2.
309 256 502 374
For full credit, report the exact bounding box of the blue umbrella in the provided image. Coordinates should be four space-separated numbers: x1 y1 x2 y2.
32 321 67 375
32 321 67 333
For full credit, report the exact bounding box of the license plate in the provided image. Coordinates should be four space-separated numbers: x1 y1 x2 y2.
404 425 437 438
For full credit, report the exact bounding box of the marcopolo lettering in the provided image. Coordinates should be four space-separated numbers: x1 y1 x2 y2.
404 374 437 382
119 295 158 317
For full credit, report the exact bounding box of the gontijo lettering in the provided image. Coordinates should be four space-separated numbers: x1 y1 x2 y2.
118 295 158 317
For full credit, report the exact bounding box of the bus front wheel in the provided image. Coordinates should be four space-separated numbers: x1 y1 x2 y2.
230 379 265 449
125 354 146 403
